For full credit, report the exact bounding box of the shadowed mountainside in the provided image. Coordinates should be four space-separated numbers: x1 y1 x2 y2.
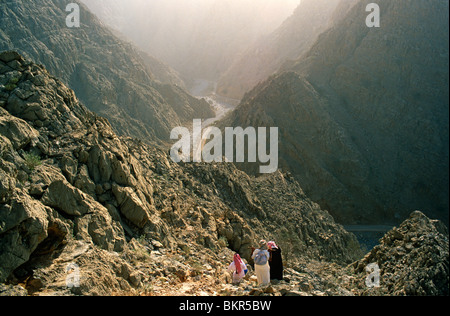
218 0 449 226
0 0 214 144
216 0 356 100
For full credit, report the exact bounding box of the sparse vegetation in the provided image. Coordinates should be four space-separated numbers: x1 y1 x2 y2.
23 152 42 171
9 77 19 84
4 83 17 91
218 236 229 248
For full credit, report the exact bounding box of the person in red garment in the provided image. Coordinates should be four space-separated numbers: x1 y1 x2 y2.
227 253 247 284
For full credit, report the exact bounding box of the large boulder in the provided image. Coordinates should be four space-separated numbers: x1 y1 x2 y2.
41 180 100 217
41 180 126 251
0 193 49 283
112 184 153 228
0 108 39 150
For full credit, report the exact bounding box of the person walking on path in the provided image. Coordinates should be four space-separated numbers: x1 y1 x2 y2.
268 241 283 281
251 240 270 286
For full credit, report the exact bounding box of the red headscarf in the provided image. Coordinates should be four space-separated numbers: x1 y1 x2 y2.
233 253 243 274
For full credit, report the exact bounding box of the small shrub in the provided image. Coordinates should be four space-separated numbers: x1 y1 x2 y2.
4 83 17 91
9 77 19 84
24 153 42 171
218 236 229 248
4 77 20 91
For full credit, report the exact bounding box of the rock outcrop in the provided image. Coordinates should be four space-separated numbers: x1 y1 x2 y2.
351 211 449 296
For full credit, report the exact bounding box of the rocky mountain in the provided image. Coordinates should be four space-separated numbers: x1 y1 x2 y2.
0 3 448 297
0 51 366 295
0 0 214 143
218 0 449 226
216 0 355 100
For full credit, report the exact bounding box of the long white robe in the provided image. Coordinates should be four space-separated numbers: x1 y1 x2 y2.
252 249 270 286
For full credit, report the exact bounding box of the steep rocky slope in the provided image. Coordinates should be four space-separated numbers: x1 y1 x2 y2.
218 0 449 226
0 51 365 295
216 0 354 100
0 0 213 143
351 211 448 296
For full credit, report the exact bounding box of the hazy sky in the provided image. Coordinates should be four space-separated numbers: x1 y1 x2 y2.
81 0 301 81
82 0 301 38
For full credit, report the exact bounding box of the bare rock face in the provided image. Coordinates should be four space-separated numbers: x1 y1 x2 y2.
351 211 449 296
112 184 153 229
220 0 449 226
0 111 39 150
0 193 50 282
216 0 347 100
42 180 102 217
0 51 135 287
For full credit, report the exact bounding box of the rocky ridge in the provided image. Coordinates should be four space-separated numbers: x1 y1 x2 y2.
0 52 448 296
351 211 449 296
0 0 214 143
